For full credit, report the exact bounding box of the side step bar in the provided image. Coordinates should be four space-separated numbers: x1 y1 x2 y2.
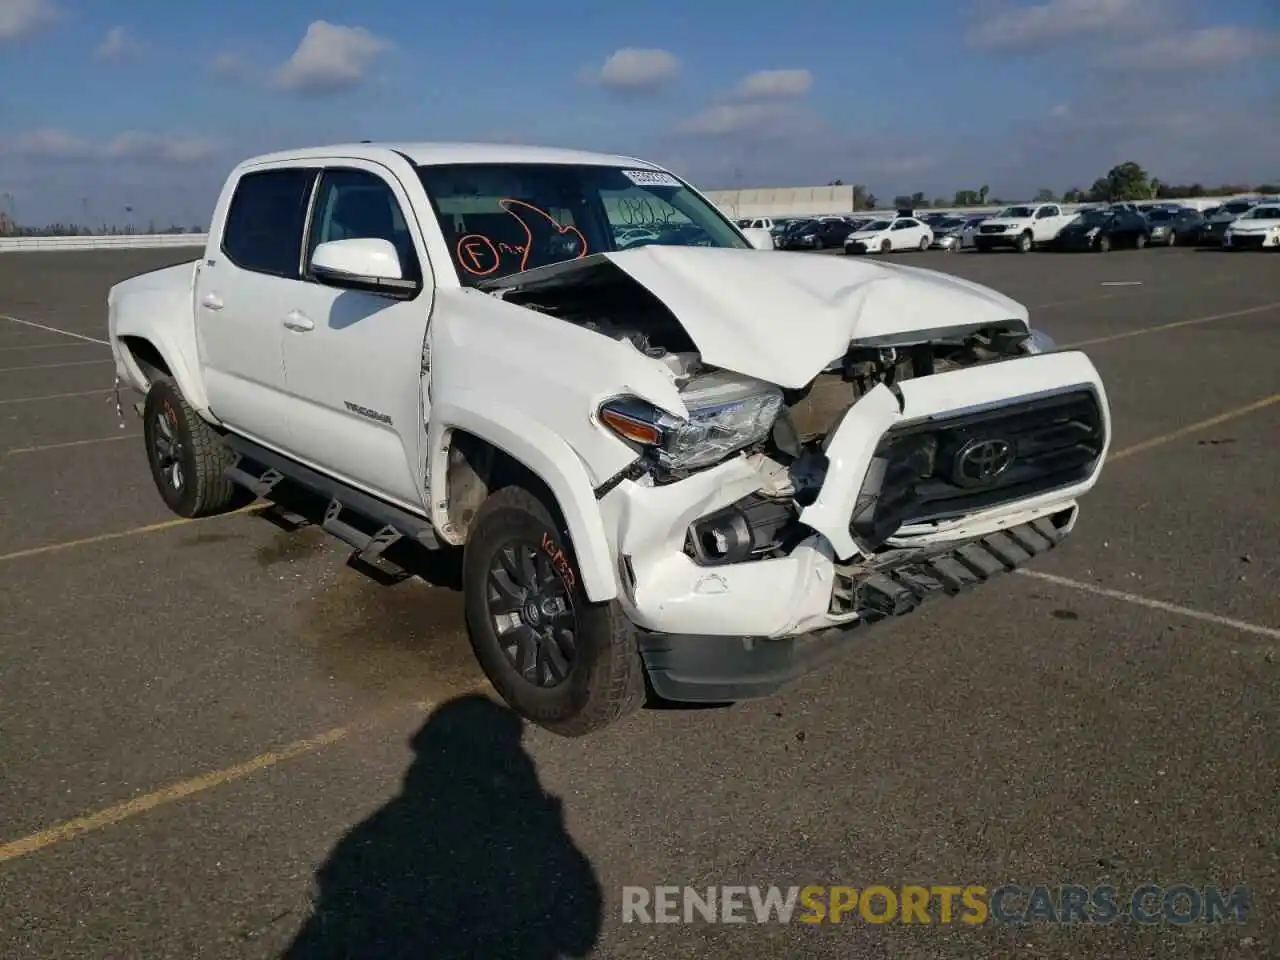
220 434 440 579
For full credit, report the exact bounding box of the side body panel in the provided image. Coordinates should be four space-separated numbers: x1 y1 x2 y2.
279 156 438 510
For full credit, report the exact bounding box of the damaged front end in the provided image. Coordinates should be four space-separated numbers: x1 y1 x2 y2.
478 247 1110 700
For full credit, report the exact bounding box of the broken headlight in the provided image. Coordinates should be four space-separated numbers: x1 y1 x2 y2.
1020 328 1057 355
598 371 783 471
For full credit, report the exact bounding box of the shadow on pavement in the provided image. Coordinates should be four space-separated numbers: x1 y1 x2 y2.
282 693 603 959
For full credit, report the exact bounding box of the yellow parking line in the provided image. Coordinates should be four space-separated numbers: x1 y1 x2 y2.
0 359 113 373
0 700 452 864
1062 301 1280 349
0 504 262 564
4 434 139 456
0 389 110 406
1108 394 1280 462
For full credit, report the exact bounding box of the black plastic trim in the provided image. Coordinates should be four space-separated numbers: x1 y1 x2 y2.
638 511 1070 702
222 433 439 548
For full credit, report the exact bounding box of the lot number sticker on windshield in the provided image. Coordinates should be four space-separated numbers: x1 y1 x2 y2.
622 169 682 188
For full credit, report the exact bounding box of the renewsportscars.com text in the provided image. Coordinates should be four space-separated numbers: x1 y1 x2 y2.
621 884 1251 925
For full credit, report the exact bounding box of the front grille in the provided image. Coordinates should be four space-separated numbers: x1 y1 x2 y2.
1230 234 1266 249
849 389 1105 550
980 224 1008 234
848 241 869 253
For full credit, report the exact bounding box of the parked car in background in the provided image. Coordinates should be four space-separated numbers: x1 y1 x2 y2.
1143 207 1206 246
1201 198 1260 245
928 216 972 251
1223 203 1280 250
973 203 1074 252
1051 207 1151 252
844 214 933 254
779 217 855 250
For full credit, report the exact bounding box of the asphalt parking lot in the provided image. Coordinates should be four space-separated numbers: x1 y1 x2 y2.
1 245 1277 959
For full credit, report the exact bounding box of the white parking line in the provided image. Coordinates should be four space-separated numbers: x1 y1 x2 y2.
0 359 113 373
1016 569 1280 641
0 341 108 353
0 389 109 406
0 314 109 346
4 434 137 456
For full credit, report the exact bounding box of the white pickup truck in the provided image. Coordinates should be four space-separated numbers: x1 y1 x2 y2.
973 203 1075 253
108 142 1112 736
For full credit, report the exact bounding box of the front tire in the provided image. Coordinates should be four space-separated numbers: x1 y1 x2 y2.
1097 235 1112 253
1016 231 1033 253
880 239 892 254
918 236 930 251
1135 232 1147 250
462 485 645 737
142 376 239 518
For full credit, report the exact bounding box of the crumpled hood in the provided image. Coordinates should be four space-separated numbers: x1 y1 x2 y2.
481 245 1029 389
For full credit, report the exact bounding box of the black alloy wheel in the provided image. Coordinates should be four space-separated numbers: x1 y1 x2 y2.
486 540 579 689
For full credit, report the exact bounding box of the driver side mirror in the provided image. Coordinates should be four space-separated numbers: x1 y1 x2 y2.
310 238 419 298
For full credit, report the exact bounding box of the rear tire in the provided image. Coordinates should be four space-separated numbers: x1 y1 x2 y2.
142 376 239 519
462 485 645 737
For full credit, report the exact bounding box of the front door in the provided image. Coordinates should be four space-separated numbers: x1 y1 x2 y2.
280 162 434 512
196 165 319 448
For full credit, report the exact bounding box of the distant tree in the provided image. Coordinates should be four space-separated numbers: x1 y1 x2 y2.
1092 161 1151 201
1062 187 1085 203
865 193 879 209
893 195 913 209
978 184 989 204
827 179 844 186
851 184 869 209
911 191 926 207
1258 184 1279 194
1034 187 1057 202
954 189 979 206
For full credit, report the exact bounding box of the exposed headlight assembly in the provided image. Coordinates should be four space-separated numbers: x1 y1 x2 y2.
1020 328 1057 355
598 371 784 471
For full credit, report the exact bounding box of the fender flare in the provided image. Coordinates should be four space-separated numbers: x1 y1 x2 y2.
428 394 619 603
111 288 214 418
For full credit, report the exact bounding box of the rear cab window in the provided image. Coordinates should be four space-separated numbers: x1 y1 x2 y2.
220 167 319 278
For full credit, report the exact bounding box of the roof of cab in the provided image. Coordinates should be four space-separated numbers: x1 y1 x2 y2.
239 141 664 171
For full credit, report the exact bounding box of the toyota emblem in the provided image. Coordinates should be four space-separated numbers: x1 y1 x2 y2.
953 438 1014 487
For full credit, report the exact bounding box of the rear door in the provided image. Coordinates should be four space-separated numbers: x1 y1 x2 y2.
196 164 318 449
279 160 434 512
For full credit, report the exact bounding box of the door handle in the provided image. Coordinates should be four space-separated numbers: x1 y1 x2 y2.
201 292 224 311
282 311 315 332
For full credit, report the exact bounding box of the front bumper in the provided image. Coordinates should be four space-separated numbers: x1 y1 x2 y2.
1224 232 1278 250
930 235 962 249
973 231 1020 248
638 510 1072 701
596 350 1110 691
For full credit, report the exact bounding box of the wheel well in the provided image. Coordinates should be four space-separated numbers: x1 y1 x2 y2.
443 430 561 541
119 336 172 384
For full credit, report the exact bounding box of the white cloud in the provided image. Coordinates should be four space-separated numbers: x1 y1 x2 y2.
966 0 1153 50
733 69 813 100
674 102 823 141
1050 103 1070 117
0 0 60 41
93 26 140 63
1107 25 1280 71
208 50 252 82
272 21 389 95
3 128 218 165
590 47 680 93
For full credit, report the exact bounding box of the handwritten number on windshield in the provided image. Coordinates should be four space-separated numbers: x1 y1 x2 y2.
454 200 589 275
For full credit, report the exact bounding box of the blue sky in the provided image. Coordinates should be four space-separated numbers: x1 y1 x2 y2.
1 0 1277 226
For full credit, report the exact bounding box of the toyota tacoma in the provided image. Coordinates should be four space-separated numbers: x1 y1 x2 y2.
107 142 1112 736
